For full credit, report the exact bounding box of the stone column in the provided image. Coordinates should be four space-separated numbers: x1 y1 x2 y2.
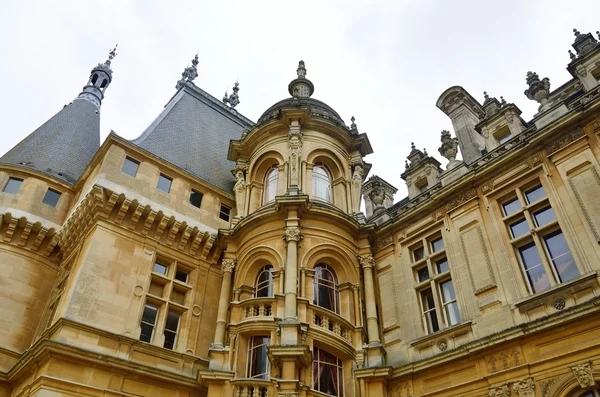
283 227 302 319
214 259 236 347
358 254 380 344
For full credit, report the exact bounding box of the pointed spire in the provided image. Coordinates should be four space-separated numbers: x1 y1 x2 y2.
176 53 199 90
106 44 118 65
223 81 240 108
288 60 314 98
77 45 118 108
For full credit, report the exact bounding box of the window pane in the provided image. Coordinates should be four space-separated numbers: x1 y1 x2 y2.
189 190 203 208
440 281 456 302
255 266 274 297
313 347 342 396
165 311 180 332
122 157 139 177
445 301 461 326
431 238 444 253
313 166 331 202
3 178 23 194
533 207 556 227
413 246 425 261
502 198 521 216
436 258 449 273
157 174 172 193
525 185 545 204
264 168 278 203
417 266 430 283
141 305 158 324
42 189 61 207
497 131 512 144
175 269 189 283
139 323 154 342
248 336 270 379
153 262 168 275
219 205 231 221
421 289 439 333
544 231 579 283
510 218 529 238
519 243 550 293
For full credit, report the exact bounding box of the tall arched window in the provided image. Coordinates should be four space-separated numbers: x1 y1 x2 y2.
313 264 340 314
313 346 343 396
312 165 332 202
255 265 274 298
264 167 279 204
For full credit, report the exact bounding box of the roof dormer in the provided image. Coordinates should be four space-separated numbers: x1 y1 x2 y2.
401 143 442 200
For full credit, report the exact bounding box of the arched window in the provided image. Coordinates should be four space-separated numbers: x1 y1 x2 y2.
100 78 108 89
313 346 343 396
313 264 339 314
312 165 332 202
263 167 279 204
577 390 600 397
255 265 274 298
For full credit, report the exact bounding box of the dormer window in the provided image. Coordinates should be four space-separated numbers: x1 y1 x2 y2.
495 128 512 145
416 178 428 194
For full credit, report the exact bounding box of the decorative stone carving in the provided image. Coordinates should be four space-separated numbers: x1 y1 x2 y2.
373 235 393 252
513 378 535 397
437 339 448 351
438 130 460 170
283 227 303 242
575 64 588 78
370 181 386 213
288 122 303 189
488 385 510 397
358 254 375 268
176 54 199 89
351 162 365 213
233 165 247 218
552 296 566 310
222 81 240 108
571 363 594 388
446 188 478 211
546 127 585 154
524 71 551 111
277 392 300 397
221 259 236 273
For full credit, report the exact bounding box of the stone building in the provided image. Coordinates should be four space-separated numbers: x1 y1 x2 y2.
1 30 600 397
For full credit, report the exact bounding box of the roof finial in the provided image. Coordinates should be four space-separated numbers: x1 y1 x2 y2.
297 60 307 79
223 81 240 108
500 96 507 106
350 116 358 133
411 142 416 150
423 148 428 156
483 91 489 100
106 44 118 65
569 50 576 60
597 31 600 40
176 54 199 90
573 28 581 37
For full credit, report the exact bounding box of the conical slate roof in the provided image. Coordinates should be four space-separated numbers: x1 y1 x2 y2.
0 97 100 184
132 84 254 192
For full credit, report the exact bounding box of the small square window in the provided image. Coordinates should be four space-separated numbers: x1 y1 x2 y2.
219 204 231 222
3 178 23 194
153 261 168 275
413 246 425 262
122 157 140 177
189 189 203 208
157 174 172 193
496 129 512 145
431 237 444 253
524 185 545 204
417 266 430 283
416 178 428 193
175 269 189 283
502 197 521 216
42 188 61 207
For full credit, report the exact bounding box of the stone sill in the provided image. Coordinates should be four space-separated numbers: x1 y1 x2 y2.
512 271 598 311
410 320 473 348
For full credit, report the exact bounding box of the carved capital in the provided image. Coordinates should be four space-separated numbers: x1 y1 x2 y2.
283 227 303 243
488 384 510 397
571 363 594 388
221 259 236 273
358 254 375 269
513 378 535 397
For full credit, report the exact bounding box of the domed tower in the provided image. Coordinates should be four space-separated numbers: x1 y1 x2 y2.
202 62 385 397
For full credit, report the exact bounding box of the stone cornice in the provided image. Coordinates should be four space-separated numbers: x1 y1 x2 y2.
0 212 61 261
58 184 217 261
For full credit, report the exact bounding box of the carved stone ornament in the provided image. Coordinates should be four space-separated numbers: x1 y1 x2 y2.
446 188 478 211
546 128 585 154
233 165 248 217
437 339 448 351
358 254 375 269
221 259 236 273
283 227 303 242
488 384 510 397
575 64 588 78
277 393 300 397
370 182 385 211
513 378 535 397
552 296 566 310
524 71 551 110
571 363 594 388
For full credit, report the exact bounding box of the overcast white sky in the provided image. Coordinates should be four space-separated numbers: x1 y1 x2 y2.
1 0 599 200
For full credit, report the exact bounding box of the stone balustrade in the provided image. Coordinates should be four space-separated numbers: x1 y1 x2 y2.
233 380 270 397
312 306 352 341
241 298 274 319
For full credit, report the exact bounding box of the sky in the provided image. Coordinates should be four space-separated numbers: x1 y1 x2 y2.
0 0 599 201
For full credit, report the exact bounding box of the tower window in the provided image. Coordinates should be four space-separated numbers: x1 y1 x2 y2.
312 165 332 202
313 264 340 314
122 157 140 177
219 204 231 221
189 189 203 208
3 177 23 194
263 167 279 204
42 188 61 207
91 74 98 85
255 265 274 298
100 79 108 88
495 128 512 145
157 174 173 193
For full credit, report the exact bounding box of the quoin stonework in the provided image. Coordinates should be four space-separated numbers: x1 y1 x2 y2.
2 30 600 397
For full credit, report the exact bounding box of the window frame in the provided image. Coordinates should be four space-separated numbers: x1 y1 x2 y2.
263 166 279 204
2 177 23 194
312 164 332 202
42 188 62 207
219 204 231 222
246 335 270 379
312 346 344 397
189 189 203 208
255 265 274 298
122 156 140 177
157 173 173 193
313 263 340 314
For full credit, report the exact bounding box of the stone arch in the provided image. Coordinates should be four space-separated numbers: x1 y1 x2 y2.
545 368 600 397
235 245 284 288
301 243 359 285
247 150 285 211
306 148 349 210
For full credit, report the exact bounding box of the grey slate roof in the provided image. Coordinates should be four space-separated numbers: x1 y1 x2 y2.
0 98 100 184
132 83 254 192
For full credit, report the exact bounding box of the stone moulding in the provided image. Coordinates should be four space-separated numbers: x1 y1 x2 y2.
57 184 217 260
0 213 59 259
545 127 586 154
446 188 477 211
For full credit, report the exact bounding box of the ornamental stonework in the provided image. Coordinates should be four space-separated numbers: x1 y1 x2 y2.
513 378 535 397
221 259 236 273
358 254 375 268
571 363 594 388
488 385 510 397
283 227 303 242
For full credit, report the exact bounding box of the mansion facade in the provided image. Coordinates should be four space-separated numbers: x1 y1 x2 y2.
1 30 600 397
